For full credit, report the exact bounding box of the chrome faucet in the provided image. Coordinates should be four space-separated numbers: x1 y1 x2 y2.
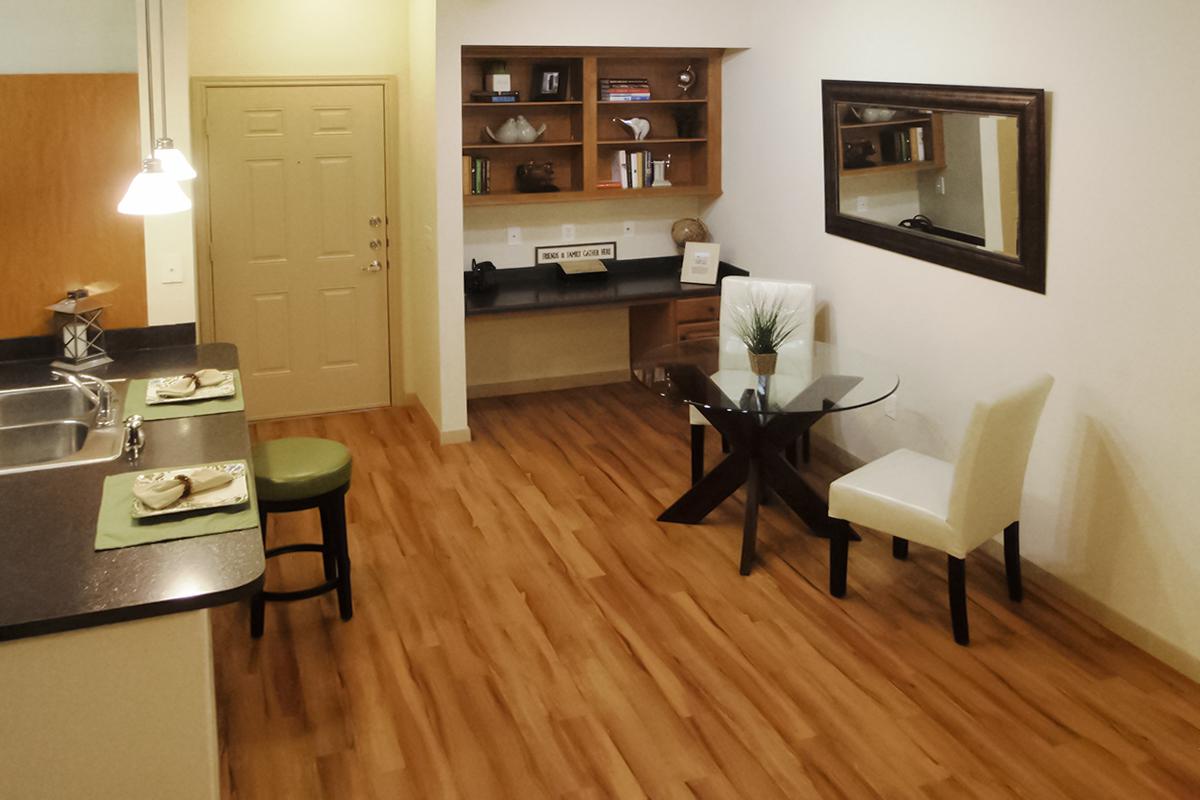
51 369 116 427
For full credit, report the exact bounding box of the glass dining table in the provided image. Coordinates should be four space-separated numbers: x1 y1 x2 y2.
632 338 898 594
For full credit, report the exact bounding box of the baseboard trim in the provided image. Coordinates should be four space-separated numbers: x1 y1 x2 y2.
809 432 1200 684
467 369 630 399
440 427 472 446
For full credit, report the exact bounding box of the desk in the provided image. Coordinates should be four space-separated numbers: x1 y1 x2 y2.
633 338 898 592
463 256 747 398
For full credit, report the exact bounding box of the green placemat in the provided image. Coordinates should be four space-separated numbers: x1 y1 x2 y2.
123 370 245 420
95 460 259 551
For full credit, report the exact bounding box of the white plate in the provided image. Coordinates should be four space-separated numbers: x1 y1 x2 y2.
145 371 236 405
132 462 249 519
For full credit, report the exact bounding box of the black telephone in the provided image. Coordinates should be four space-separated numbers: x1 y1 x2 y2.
465 259 497 294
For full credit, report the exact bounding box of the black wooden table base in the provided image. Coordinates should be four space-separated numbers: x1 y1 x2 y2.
658 403 855 596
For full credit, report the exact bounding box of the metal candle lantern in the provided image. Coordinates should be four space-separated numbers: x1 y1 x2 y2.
47 288 113 371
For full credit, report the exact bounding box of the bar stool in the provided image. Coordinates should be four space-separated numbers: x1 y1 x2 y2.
250 437 353 638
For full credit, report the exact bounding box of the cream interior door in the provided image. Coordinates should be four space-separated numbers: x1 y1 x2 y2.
206 84 390 419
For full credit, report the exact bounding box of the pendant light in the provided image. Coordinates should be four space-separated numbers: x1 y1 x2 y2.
151 0 195 181
119 0 191 215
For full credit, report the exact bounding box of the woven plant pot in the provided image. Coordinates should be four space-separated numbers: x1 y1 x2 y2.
748 352 777 376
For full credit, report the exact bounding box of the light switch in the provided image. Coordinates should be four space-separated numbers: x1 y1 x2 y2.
855 196 868 213
936 176 946 195
507 226 521 245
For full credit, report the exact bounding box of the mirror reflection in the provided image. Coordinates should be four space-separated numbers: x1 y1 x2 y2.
836 104 1020 256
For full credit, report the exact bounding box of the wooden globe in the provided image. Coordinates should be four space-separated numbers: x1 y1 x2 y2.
671 217 710 250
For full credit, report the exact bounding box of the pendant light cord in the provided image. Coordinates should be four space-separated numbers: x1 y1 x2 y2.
157 0 169 140
143 0 156 154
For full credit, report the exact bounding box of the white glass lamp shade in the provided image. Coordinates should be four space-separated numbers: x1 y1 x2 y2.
118 158 191 216
153 137 197 181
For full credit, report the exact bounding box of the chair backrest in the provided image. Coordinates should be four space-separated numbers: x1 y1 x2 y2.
947 373 1054 545
718 277 816 374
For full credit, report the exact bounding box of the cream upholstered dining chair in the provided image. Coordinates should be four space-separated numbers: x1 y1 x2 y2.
689 276 816 483
827 373 1053 645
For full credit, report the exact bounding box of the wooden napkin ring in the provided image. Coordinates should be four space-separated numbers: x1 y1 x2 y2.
173 474 194 498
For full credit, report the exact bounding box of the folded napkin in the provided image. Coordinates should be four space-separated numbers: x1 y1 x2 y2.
132 467 235 510
155 368 227 399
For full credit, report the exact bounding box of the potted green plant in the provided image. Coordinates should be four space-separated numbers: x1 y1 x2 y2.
732 296 802 377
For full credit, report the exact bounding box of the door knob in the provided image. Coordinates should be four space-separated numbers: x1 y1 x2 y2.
362 260 383 272
368 216 383 227
369 239 382 249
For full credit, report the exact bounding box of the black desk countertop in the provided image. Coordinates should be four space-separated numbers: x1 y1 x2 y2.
0 343 264 642
464 255 747 317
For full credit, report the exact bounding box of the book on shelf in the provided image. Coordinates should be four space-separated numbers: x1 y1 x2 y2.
463 155 491 195
609 148 656 190
469 90 520 103
600 77 651 101
912 126 925 160
879 127 927 164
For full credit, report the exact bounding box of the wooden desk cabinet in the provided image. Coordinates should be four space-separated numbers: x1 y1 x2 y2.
630 294 721 364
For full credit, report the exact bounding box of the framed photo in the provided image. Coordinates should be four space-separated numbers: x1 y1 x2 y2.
680 242 721 285
531 63 570 101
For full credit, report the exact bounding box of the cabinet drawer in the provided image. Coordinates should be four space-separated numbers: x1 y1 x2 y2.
675 295 720 324
677 320 719 341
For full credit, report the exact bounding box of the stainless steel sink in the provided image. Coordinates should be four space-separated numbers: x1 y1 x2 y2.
0 379 127 475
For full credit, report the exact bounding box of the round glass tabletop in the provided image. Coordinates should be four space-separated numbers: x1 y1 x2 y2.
632 338 898 417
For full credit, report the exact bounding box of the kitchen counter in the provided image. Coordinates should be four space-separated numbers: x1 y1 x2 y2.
0 343 264 641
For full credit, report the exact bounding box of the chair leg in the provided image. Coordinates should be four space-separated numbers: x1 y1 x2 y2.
721 435 730 454
785 440 799 469
321 494 353 621
690 424 705 486
250 507 269 639
1004 521 1023 602
948 555 969 645
892 536 909 560
801 430 811 464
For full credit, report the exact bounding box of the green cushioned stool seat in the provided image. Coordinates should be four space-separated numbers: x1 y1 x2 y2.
251 437 352 503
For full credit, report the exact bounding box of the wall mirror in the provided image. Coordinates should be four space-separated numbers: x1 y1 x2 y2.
822 80 1046 293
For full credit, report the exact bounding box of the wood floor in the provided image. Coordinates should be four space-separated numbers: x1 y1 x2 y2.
213 382 1200 799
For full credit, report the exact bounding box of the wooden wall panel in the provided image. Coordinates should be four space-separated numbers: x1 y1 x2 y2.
0 74 147 339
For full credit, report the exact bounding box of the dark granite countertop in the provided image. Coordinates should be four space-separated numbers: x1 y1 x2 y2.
0 343 264 641
464 255 748 317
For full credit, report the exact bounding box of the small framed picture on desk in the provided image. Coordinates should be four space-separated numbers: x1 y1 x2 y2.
681 242 721 285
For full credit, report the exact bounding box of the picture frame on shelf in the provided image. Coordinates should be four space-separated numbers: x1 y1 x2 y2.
680 242 721 285
531 63 570 101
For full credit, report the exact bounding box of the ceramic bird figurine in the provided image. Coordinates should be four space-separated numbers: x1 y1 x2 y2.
614 116 651 141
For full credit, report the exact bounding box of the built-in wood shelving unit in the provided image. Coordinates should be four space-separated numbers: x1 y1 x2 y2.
461 46 723 206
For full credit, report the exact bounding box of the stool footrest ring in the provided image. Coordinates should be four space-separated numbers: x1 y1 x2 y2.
265 543 326 559
262 580 340 603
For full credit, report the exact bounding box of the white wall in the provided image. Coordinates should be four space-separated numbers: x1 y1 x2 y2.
436 0 754 435
708 0 1200 675
141 0 197 326
0 0 135 73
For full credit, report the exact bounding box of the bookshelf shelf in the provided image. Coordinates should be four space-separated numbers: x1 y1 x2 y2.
462 46 723 206
597 137 706 145
463 141 583 150
462 100 583 108
836 109 946 177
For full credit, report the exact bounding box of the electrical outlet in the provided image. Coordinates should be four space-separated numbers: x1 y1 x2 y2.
623 220 636 237
561 223 576 240
507 226 521 245
935 176 946 195
884 392 898 420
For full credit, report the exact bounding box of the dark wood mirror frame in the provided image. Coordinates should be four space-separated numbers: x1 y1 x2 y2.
822 80 1047 294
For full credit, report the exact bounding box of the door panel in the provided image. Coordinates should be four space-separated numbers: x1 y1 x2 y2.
207 84 389 419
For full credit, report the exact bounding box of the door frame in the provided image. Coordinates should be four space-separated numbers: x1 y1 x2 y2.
190 75 404 407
